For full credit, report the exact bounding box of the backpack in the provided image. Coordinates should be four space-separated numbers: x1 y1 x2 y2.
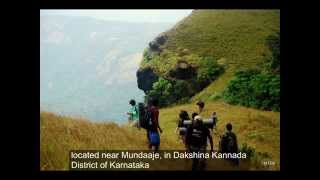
188 121 206 147
138 103 148 129
149 131 160 145
145 108 153 129
220 132 236 153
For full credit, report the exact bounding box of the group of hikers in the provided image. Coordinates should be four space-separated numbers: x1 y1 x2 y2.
127 99 239 170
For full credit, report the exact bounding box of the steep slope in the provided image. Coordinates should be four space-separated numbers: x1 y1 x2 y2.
137 10 280 102
40 112 149 170
40 112 183 170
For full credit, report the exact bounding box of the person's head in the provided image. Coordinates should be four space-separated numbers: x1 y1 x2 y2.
212 112 216 116
129 99 136 106
147 97 159 107
179 110 190 120
226 123 232 131
196 101 205 112
191 112 198 120
193 115 203 128
152 98 159 107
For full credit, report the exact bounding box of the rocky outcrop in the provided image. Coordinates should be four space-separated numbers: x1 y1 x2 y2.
168 61 196 80
148 33 168 53
136 67 159 93
136 34 168 93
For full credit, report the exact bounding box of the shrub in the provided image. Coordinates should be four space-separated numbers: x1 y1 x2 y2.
173 80 191 100
142 48 152 62
223 70 280 111
146 77 174 107
196 56 225 88
239 143 255 159
146 56 225 107
223 32 280 111
239 143 273 169
146 78 195 107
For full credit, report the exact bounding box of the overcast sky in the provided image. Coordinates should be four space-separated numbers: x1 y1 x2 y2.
40 10 193 23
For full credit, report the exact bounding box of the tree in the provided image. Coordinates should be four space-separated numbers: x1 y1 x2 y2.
147 77 174 107
196 56 224 88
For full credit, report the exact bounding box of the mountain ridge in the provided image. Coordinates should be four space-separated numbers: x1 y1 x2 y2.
137 10 280 104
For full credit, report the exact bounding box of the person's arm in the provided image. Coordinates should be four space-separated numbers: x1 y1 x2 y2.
234 134 239 152
127 106 134 115
185 127 191 147
132 106 137 116
157 117 163 133
153 108 162 133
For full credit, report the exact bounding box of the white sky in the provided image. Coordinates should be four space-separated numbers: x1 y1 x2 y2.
40 10 193 23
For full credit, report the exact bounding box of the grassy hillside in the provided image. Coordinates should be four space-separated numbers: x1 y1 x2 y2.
140 10 280 101
41 101 279 170
160 101 280 170
41 10 280 171
40 112 183 170
41 112 144 170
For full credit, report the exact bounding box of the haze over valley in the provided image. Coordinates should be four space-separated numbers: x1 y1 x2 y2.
40 10 192 122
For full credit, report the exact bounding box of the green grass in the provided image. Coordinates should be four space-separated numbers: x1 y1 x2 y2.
140 10 280 100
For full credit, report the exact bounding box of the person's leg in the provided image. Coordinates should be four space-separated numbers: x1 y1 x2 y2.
230 158 239 166
128 116 133 125
137 120 140 129
199 146 207 170
192 158 199 171
146 129 150 141
182 135 186 145
190 146 200 171
199 160 206 170
147 130 152 149
132 120 138 127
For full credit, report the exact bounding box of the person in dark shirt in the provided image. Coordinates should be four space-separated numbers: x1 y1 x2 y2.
175 110 190 145
185 115 213 170
219 123 239 166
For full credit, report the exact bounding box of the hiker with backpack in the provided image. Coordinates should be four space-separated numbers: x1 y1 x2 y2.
145 98 163 151
175 110 191 145
127 99 139 127
185 115 213 171
219 123 239 166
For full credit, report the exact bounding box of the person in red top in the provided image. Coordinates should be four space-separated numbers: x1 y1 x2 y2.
147 98 162 150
